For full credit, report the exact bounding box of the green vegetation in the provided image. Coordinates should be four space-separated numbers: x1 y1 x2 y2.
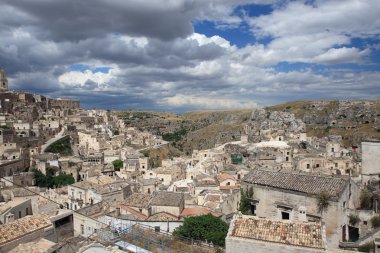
141 150 150 157
33 168 74 188
360 189 372 210
231 153 243 164
45 136 72 156
239 187 254 215
173 214 228 247
349 213 360 226
162 127 188 142
113 129 120 135
371 215 380 228
0 125 10 129
112 159 123 171
317 191 331 214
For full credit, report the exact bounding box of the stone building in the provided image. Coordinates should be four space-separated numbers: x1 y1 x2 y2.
361 140 380 185
242 169 360 248
150 191 184 217
0 69 8 92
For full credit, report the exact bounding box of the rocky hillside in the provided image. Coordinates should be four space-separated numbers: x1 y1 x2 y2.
266 100 380 147
115 100 379 152
115 109 252 154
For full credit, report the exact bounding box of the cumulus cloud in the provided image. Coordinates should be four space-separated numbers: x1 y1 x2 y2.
0 0 379 111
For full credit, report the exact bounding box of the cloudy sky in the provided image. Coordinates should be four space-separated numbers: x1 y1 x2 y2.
1 0 379 112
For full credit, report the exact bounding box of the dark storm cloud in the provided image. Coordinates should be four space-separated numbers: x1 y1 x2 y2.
1 0 196 41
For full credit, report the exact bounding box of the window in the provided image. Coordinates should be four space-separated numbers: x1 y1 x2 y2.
139 209 142 213
148 188 151 194
26 207 29 215
332 148 335 152
281 211 290 220
19 211 22 218
307 164 310 169
316 164 320 168
286 157 289 162
81 224 84 234
226 182 231 186
251 203 257 216
343 201 346 208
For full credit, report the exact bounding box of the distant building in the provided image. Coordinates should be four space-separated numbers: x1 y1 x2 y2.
0 69 8 92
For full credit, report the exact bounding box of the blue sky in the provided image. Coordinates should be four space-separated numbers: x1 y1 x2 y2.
1 0 379 112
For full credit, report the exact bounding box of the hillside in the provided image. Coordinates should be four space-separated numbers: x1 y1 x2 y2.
266 100 380 146
115 109 252 153
115 100 379 152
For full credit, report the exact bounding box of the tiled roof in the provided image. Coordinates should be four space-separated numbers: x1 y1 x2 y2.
243 169 348 198
217 173 236 182
9 238 57 253
150 191 184 207
123 193 152 208
0 215 51 245
230 215 324 249
180 207 220 218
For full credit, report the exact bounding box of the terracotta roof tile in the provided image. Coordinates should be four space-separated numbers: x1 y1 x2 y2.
0 215 51 245
230 215 324 249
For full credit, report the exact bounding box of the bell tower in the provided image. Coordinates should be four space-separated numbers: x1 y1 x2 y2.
0 69 9 92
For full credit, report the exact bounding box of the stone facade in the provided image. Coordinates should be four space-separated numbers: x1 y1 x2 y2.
0 69 8 92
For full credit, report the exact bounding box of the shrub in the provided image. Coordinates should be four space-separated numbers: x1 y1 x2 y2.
317 191 331 214
239 187 254 215
371 215 380 228
349 214 360 226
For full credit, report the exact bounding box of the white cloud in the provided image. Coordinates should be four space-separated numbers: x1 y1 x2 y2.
58 70 114 88
313 47 371 65
160 95 258 109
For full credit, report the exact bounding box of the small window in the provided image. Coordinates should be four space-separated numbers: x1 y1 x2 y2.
364 221 368 225
19 211 22 218
307 164 310 169
316 164 320 168
343 201 346 208
281 211 290 220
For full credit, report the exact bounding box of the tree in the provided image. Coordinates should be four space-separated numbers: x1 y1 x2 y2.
53 173 75 187
239 187 254 215
33 169 74 188
173 214 228 247
112 159 123 171
317 191 331 214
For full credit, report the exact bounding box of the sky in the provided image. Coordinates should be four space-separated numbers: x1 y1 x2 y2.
0 0 379 112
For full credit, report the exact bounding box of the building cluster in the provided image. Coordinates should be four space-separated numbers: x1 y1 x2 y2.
0 68 380 252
